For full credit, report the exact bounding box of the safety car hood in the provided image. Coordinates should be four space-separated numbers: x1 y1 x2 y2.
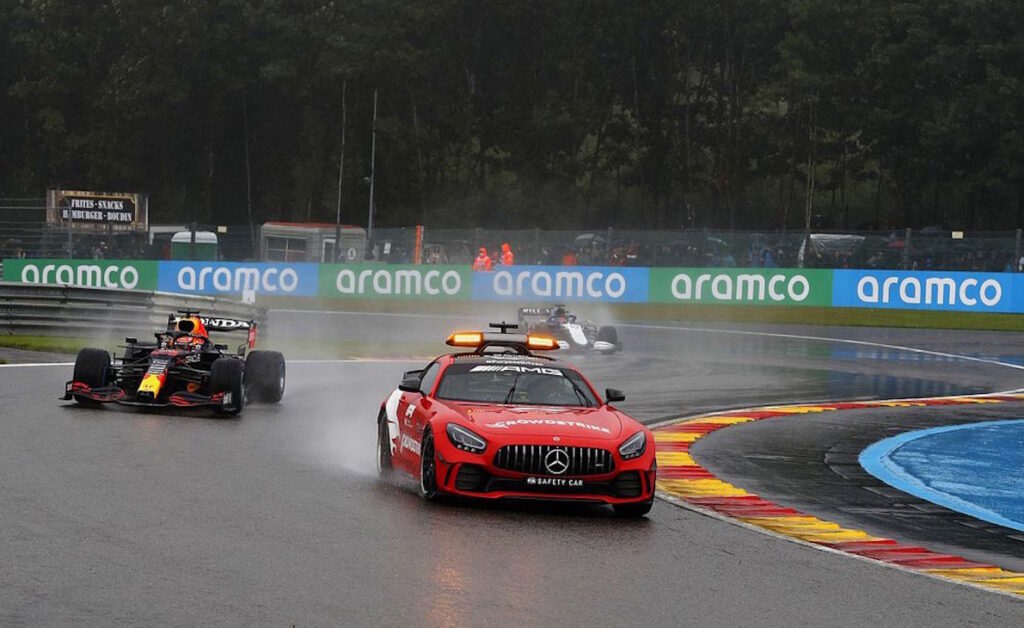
443 402 624 440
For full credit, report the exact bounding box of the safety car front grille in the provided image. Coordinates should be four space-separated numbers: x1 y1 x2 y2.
493 445 614 476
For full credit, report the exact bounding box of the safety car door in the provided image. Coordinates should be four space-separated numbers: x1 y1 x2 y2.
396 362 440 466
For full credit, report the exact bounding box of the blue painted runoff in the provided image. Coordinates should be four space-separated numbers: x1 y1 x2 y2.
860 420 1024 533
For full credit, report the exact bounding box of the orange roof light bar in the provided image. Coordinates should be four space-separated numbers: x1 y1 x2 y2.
446 331 484 347
526 335 559 350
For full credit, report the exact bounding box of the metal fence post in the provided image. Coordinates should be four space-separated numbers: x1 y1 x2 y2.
902 227 912 269
1015 228 1022 271
66 210 74 259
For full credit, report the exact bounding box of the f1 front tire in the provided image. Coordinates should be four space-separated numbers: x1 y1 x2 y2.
211 358 245 416
72 348 111 406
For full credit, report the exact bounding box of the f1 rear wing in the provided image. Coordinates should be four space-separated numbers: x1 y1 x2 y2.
518 306 554 322
201 317 258 350
166 311 259 350
200 317 255 332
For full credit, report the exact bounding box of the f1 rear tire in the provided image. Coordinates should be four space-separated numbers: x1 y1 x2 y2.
211 358 245 416
245 350 286 403
596 325 618 347
613 499 653 518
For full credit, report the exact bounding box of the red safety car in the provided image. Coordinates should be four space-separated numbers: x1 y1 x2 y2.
375 323 656 516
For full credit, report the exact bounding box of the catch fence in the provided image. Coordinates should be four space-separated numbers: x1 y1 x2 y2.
3 200 1021 272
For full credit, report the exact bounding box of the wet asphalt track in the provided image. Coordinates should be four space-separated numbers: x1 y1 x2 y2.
1 313 1023 626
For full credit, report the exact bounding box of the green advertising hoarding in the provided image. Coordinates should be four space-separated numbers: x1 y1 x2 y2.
2 258 159 290
318 263 473 299
649 267 832 306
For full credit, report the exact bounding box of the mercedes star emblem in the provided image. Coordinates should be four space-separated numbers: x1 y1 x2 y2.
544 448 570 475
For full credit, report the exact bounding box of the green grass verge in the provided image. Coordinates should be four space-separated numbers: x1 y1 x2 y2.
0 335 99 355
260 296 1024 332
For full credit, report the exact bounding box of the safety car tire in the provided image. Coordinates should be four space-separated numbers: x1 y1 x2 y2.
419 429 441 501
211 358 245 416
376 409 394 478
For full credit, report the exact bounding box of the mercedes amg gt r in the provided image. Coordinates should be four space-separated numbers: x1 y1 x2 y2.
376 323 655 516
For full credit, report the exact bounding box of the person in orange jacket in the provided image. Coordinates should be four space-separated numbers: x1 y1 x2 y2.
472 247 493 271
500 242 514 266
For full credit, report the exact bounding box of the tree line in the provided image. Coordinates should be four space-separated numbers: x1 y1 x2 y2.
2 0 1023 231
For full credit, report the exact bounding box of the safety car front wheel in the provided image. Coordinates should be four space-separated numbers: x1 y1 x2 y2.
419 430 441 501
376 409 394 478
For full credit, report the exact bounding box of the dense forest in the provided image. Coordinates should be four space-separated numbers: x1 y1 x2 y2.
1 1 1023 231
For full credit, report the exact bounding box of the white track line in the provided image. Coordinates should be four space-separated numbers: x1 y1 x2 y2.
617 322 1024 371
5 321 1022 372
272 308 480 320
275 311 1024 372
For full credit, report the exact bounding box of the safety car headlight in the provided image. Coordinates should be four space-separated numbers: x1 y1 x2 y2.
618 431 646 459
446 423 487 453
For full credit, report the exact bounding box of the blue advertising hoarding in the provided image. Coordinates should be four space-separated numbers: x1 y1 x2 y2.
157 261 320 296
832 269 1022 313
6 257 1024 313
471 265 650 302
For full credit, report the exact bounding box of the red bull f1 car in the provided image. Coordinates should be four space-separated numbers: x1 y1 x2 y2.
517 305 621 353
376 323 655 516
63 311 285 415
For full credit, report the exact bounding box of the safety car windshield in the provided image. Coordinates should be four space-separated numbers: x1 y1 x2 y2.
435 363 598 407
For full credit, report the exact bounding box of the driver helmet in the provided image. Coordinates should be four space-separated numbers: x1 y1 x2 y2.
173 316 209 347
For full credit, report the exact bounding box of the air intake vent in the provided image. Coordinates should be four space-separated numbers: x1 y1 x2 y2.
455 465 486 491
614 471 643 497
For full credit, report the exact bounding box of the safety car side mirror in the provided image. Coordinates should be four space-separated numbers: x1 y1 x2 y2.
399 375 422 393
605 388 625 403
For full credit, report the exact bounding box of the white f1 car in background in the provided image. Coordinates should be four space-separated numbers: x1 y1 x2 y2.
516 305 621 354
